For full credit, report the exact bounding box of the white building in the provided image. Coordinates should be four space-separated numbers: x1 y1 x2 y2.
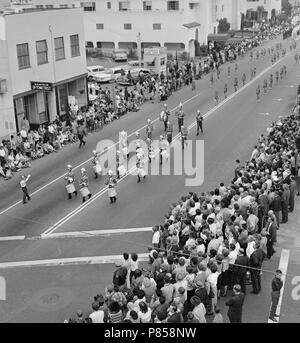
245 0 282 21
0 7 87 139
19 0 222 56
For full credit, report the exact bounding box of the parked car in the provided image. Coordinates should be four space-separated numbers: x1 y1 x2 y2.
92 71 115 83
87 65 105 81
112 49 128 62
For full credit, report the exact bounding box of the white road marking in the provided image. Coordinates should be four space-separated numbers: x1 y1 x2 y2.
272 98 283 101
0 253 149 269
0 93 201 217
40 54 287 238
267 248 290 323
258 113 270 116
0 235 25 242
33 227 153 240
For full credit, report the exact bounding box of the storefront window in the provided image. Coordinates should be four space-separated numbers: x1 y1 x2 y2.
58 84 68 116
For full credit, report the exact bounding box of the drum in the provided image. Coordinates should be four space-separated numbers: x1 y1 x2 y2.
118 165 127 177
122 146 129 156
108 187 117 198
80 186 90 197
66 183 76 194
94 163 102 175
138 168 146 178
149 150 156 159
161 150 169 159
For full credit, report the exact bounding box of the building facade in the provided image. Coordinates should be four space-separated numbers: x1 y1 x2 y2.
0 7 87 139
245 0 282 22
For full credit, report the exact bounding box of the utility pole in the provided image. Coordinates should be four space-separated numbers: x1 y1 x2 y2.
137 32 142 67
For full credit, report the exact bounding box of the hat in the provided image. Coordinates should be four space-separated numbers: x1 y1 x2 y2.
190 296 201 306
81 168 86 173
239 248 244 254
67 164 72 169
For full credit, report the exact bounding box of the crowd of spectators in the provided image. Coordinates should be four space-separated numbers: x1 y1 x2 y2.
64 82 300 323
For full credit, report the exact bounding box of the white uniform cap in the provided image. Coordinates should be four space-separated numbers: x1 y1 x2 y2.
81 168 86 173
67 164 72 169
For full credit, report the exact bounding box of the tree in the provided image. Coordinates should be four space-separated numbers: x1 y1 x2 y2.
282 0 292 16
218 18 231 33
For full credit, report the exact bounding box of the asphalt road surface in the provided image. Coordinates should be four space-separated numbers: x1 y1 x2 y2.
0 34 300 322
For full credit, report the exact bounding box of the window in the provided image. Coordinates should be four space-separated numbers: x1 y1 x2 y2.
167 1 179 10
107 1 111 9
36 40 48 65
189 3 195 9
70 34 80 57
45 5 54 8
143 1 152 10
80 2 96 11
119 1 129 11
17 43 30 69
153 23 161 30
96 23 104 29
54 37 65 61
59 4 68 8
124 23 132 30
36 5 43 8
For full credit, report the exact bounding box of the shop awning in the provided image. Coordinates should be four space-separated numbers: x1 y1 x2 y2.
183 22 200 29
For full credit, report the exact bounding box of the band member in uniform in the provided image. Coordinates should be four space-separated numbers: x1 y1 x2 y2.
116 150 121 179
269 74 273 89
136 157 147 183
65 164 77 200
275 71 279 83
105 170 117 204
210 72 214 87
146 119 154 140
160 103 170 132
147 138 155 163
280 67 283 80
242 73 246 86
181 125 188 150
92 150 102 179
79 168 92 203
135 131 142 152
253 67 257 77
196 110 203 136
256 85 261 102
120 131 129 159
263 79 268 95
166 121 173 144
224 83 228 99
234 77 238 92
283 65 287 78
176 103 185 132
20 174 31 204
214 90 219 105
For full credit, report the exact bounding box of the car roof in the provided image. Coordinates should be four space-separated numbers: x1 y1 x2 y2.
108 66 129 72
87 65 104 71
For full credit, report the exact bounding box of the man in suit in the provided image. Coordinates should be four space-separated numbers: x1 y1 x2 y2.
269 269 283 322
233 248 249 294
269 190 282 229
266 216 278 259
249 242 266 294
225 284 245 323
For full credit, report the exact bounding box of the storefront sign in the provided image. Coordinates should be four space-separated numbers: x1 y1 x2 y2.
31 81 53 92
143 48 160 55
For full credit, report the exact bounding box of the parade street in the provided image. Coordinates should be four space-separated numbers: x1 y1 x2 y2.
1 35 300 322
